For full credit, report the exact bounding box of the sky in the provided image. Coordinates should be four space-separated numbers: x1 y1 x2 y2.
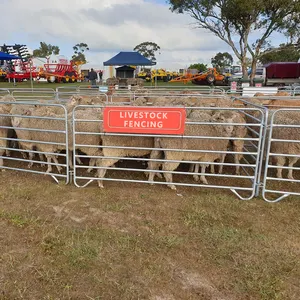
0 0 287 70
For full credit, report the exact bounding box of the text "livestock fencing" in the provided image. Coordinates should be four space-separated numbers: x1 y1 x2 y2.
103 107 186 134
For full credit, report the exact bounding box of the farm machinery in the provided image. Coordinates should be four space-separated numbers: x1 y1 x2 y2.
137 68 179 82
38 60 84 83
170 68 229 86
0 44 84 83
170 68 228 85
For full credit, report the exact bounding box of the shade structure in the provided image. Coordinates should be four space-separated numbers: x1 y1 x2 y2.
115 65 135 78
103 51 155 66
0 51 20 60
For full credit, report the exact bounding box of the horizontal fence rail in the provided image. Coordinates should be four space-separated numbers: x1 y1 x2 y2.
12 90 57 102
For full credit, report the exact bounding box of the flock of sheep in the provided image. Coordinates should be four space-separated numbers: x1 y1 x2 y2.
0 89 299 189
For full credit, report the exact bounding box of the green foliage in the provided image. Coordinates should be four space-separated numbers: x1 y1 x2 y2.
168 0 299 82
188 63 207 72
72 43 89 64
259 44 300 64
134 42 161 62
33 42 60 57
211 52 233 71
280 4 300 44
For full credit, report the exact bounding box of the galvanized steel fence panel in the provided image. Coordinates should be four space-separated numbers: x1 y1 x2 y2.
72 104 265 200
0 101 69 184
262 109 300 202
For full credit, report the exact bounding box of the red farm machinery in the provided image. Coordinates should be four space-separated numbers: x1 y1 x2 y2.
0 44 84 83
39 60 84 83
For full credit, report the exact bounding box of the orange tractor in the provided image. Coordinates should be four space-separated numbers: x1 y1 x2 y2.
170 68 229 86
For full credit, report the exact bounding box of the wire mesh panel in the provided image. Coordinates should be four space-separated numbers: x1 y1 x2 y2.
0 101 69 184
73 104 265 200
262 109 300 202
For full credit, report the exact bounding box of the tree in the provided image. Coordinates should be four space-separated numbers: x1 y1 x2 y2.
33 42 60 57
72 43 89 64
259 44 300 64
134 42 161 62
168 0 299 84
211 52 233 71
280 11 300 44
188 63 207 72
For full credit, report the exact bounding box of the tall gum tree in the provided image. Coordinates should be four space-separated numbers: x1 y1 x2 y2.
168 0 299 84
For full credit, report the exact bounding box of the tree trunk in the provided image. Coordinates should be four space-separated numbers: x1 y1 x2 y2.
249 59 257 86
241 57 248 79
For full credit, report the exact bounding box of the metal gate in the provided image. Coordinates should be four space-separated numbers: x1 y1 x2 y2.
0 101 69 184
262 109 300 202
72 104 265 200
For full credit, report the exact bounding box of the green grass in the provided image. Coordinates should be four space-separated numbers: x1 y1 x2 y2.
0 81 86 90
0 80 228 90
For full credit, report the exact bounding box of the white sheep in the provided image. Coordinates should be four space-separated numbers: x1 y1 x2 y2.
147 111 236 190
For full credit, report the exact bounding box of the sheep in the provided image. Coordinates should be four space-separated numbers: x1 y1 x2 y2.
221 110 247 175
185 109 246 178
186 110 215 180
72 108 103 173
147 111 236 190
132 95 234 108
270 111 300 180
11 105 66 172
95 133 155 188
0 94 16 168
190 110 246 177
35 95 105 168
11 104 103 174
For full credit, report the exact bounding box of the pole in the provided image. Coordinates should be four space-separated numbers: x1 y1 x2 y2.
29 58 33 91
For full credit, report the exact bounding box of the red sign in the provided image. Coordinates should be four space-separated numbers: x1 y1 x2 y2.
103 106 186 135
255 83 262 87
231 81 237 91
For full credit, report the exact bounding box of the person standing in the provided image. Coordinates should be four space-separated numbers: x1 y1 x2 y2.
88 68 97 86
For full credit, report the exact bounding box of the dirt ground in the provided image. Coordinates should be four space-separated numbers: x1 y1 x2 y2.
0 169 300 300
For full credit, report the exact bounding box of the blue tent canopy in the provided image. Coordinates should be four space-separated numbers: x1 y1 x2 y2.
0 51 20 60
103 51 155 66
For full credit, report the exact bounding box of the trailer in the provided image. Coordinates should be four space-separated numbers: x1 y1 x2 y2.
263 62 300 86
